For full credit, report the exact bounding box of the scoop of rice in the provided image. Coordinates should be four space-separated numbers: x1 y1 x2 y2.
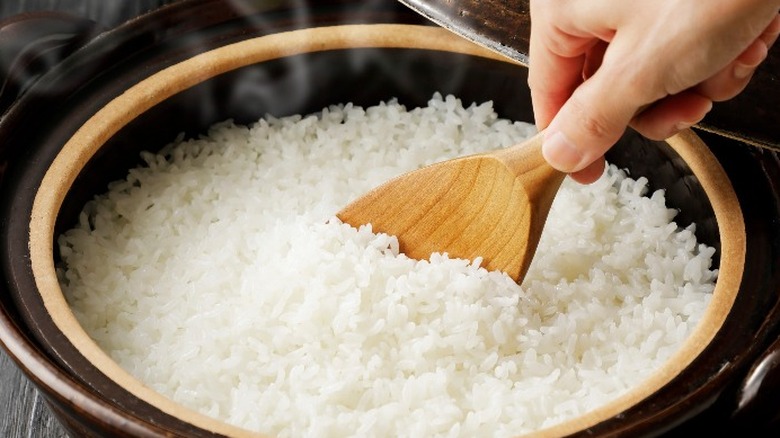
58 93 717 437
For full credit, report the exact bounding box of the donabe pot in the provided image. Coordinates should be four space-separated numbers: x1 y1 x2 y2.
0 0 778 437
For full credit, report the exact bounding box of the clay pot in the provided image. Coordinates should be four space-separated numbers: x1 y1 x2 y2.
0 1 778 436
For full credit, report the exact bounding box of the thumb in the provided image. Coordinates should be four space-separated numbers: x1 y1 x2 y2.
541 68 640 174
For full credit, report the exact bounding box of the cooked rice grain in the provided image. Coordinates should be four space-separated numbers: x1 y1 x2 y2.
58 94 716 437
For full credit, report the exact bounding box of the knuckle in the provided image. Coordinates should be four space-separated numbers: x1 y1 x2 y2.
567 97 618 141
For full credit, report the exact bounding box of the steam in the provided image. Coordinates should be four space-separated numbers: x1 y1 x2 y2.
0 0 180 27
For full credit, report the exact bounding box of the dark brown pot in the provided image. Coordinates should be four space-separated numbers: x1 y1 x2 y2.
0 0 779 436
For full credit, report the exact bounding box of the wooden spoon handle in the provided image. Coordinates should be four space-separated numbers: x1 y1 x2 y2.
492 131 565 207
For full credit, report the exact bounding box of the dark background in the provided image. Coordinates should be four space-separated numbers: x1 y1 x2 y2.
0 0 178 27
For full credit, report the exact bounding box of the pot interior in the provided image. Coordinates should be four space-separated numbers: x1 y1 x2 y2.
20 24 745 437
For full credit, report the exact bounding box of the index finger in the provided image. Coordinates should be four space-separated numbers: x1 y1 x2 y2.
527 6 592 128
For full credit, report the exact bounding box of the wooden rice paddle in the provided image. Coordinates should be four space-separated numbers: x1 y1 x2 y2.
337 131 565 283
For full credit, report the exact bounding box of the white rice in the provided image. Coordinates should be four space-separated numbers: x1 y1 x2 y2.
57 93 717 437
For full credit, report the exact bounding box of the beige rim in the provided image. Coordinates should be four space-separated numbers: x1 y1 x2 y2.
28 24 745 437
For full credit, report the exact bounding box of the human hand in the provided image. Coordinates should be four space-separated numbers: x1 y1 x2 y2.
528 0 780 183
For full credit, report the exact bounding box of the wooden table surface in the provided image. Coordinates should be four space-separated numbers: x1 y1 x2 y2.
0 351 68 437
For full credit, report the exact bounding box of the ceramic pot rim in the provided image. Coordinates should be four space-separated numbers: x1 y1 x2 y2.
27 23 746 437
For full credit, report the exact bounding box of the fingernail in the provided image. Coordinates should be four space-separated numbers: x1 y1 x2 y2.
542 131 583 172
674 101 712 132
733 63 754 79
674 122 693 131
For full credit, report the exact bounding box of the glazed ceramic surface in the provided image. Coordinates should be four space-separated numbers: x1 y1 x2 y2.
0 0 778 436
